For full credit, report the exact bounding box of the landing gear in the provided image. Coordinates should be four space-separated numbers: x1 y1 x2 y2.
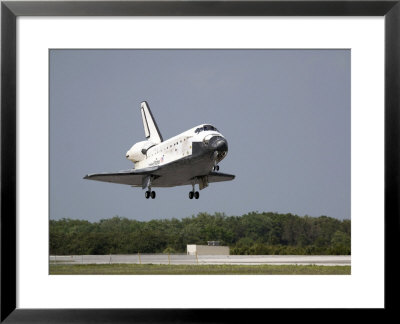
213 165 220 171
189 191 199 199
145 190 156 199
143 176 156 199
189 183 200 199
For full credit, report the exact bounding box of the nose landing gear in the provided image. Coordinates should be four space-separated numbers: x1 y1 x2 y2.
211 151 221 172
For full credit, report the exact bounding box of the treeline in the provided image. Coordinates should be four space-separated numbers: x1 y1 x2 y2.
50 212 351 255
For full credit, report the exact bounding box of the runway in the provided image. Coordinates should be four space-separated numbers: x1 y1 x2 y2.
50 254 350 266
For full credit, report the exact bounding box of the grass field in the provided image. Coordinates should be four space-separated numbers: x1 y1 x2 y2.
50 263 351 275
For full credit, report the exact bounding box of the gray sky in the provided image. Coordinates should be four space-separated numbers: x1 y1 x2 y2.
50 49 350 222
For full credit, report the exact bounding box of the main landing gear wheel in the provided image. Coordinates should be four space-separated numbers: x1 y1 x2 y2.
189 191 200 199
189 182 200 199
145 190 156 199
213 165 220 171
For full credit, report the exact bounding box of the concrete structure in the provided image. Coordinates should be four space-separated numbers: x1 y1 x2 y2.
187 244 230 255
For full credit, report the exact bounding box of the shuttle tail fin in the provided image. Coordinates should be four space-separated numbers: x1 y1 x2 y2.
140 101 163 144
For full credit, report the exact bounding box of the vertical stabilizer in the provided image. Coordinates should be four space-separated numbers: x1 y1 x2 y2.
140 101 163 144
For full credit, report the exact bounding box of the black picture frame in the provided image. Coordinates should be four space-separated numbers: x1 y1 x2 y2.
1 0 398 322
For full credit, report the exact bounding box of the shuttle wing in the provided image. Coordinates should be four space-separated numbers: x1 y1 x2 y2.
206 171 235 183
83 166 159 186
184 171 235 190
84 168 234 188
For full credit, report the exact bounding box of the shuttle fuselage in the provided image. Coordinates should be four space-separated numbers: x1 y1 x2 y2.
84 101 233 200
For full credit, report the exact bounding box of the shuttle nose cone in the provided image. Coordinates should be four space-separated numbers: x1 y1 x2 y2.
208 136 228 153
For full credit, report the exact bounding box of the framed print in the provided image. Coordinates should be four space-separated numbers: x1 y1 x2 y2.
1 0 399 321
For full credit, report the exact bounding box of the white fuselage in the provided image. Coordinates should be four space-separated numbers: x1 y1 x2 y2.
84 102 234 197
126 124 223 170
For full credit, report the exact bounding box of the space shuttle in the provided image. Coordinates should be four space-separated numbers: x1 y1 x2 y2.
84 101 235 199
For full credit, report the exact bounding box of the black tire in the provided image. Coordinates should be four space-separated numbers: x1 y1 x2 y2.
189 191 194 199
151 191 156 199
216 165 220 171
145 191 150 199
194 191 200 199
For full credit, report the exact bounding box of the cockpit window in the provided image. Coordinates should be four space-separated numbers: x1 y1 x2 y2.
195 125 219 134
